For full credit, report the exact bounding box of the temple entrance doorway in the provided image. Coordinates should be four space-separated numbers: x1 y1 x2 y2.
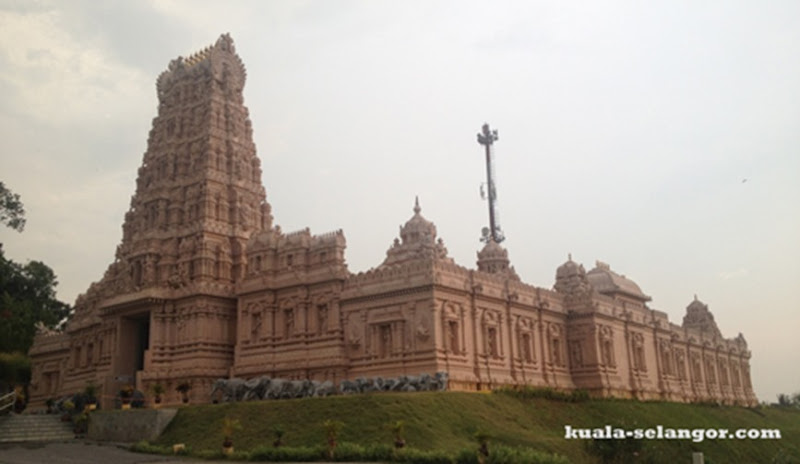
116 312 151 390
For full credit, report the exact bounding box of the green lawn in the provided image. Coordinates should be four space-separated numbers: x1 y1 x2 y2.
153 391 800 463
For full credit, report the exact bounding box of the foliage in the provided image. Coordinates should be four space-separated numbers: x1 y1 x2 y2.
388 419 407 449
249 444 325 461
62 400 75 412
585 437 645 464
396 447 455 463
0 247 71 353
73 412 89 433
388 419 406 440
176 381 192 393
494 386 590 403
776 392 800 408
323 419 344 442
473 430 491 463
84 381 99 402
152 391 800 463
119 384 134 399
130 440 172 455
150 382 165 396
0 351 30 388
327 442 394 461
454 445 570 464
272 424 285 447
322 419 344 459
222 416 242 440
0 181 25 232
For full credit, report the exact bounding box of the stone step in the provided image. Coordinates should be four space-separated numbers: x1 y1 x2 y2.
0 414 75 443
0 427 74 434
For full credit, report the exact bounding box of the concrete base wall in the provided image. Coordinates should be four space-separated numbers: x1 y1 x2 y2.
88 408 177 443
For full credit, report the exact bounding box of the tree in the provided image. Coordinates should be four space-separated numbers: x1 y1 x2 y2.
0 181 25 232
0 183 69 354
0 248 70 353
776 392 800 408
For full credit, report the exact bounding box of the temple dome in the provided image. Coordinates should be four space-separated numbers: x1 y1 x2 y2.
476 239 519 280
682 295 722 337
477 239 506 260
686 295 708 312
555 254 584 280
378 198 452 268
399 197 437 246
554 254 592 299
586 261 650 302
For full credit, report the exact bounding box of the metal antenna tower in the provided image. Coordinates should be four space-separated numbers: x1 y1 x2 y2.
477 123 505 243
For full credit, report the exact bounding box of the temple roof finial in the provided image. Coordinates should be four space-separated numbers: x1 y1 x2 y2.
694 294 698 301
568 253 572 261
414 196 421 215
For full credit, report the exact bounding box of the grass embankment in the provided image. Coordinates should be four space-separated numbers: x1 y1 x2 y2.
152 390 800 463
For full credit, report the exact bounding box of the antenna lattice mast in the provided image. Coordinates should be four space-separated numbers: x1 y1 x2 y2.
477 123 505 243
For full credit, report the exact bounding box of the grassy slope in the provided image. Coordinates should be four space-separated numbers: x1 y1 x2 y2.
155 392 800 463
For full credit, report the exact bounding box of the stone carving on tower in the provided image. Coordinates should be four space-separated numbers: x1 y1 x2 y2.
73 34 271 310
29 34 277 404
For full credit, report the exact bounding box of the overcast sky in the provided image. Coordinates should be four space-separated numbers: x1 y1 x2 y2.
1 0 798 402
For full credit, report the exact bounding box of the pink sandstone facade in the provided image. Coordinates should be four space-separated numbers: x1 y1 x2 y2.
28 35 757 408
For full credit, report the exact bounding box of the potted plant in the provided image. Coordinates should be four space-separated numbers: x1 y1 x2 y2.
322 419 344 460
221 417 241 455
61 400 75 422
388 420 406 449
73 412 88 438
12 386 25 413
151 383 165 408
272 424 285 447
45 398 55 414
474 431 491 464
119 385 134 409
176 381 191 404
84 382 99 410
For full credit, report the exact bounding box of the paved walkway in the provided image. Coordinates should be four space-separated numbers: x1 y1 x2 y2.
0 441 364 464
0 441 172 464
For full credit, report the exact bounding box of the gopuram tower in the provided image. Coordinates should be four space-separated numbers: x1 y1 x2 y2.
29 34 272 405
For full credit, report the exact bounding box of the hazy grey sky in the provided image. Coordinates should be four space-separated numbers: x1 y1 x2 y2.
1 0 798 402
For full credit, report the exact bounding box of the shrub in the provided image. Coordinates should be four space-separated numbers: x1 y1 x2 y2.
395 448 455 464
0 352 30 386
494 386 591 403
84 381 99 403
222 416 242 447
130 440 171 455
151 383 165 403
455 449 479 464
487 445 569 464
322 419 344 459
585 437 644 464
327 441 364 461
248 444 324 462
455 445 568 464
363 443 395 461
272 424 285 447
326 442 395 461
